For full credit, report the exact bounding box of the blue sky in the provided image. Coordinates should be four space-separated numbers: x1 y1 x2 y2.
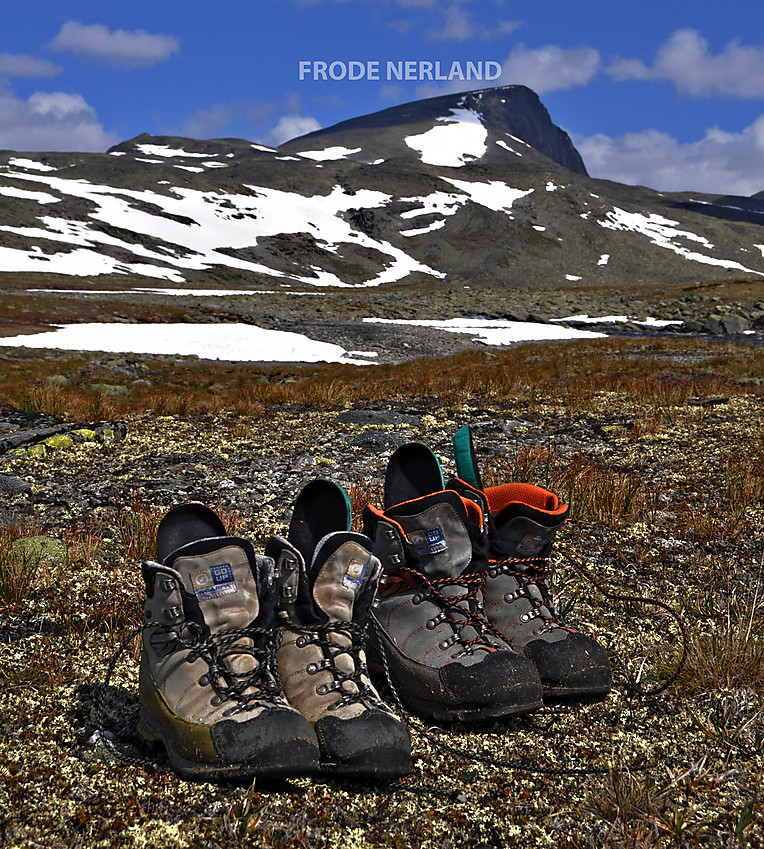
2 0 764 194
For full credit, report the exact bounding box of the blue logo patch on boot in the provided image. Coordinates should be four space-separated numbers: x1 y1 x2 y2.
342 557 368 594
411 526 448 556
191 563 238 600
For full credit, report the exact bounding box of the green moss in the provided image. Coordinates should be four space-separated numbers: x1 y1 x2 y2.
43 434 74 450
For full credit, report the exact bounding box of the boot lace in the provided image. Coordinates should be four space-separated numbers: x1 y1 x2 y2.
178 621 285 713
151 620 285 714
486 555 572 637
285 620 387 711
380 565 503 655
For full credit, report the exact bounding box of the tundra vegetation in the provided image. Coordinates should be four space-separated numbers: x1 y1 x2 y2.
1 334 763 848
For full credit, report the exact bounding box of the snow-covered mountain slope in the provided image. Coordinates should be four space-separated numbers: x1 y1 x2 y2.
1 84 764 290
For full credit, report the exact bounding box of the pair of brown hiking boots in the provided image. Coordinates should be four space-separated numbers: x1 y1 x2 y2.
138 481 410 782
361 426 612 722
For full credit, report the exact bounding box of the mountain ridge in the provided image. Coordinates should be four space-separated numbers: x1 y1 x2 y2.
0 84 763 295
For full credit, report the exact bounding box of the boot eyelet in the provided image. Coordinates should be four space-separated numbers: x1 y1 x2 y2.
316 684 328 695
488 569 498 578
198 674 209 686
412 594 422 605
307 663 317 674
504 592 517 602
210 695 222 706
186 652 197 663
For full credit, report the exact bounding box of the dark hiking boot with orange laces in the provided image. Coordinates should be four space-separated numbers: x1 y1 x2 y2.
267 480 411 778
138 503 320 781
362 443 543 722
450 425 612 703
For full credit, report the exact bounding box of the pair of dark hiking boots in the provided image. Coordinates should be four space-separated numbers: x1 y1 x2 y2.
138 480 410 782
361 426 612 722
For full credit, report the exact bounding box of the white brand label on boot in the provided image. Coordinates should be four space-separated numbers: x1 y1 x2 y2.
191 563 238 600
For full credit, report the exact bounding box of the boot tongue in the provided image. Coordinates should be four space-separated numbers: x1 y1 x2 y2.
492 508 565 561
309 532 379 622
387 490 474 579
166 536 261 633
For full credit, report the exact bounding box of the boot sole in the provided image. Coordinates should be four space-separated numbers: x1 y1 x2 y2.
396 684 544 723
368 658 543 723
138 708 319 782
542 684 611 705
320 749 411 779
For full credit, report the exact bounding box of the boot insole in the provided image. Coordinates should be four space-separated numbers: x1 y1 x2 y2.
453 424 484 491
156 502 227 563
384 442 444 508
288 479 351 564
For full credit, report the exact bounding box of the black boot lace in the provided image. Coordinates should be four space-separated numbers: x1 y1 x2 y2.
171 621 286 714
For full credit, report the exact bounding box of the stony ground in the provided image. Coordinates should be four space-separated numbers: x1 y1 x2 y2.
1 335 764 848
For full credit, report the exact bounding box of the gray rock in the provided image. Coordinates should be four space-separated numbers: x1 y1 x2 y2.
350 430 413 452
338 409 421 427
0 474 32 495
88 383 129 397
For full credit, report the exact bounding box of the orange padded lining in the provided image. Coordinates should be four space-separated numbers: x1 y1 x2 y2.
484 483 567 516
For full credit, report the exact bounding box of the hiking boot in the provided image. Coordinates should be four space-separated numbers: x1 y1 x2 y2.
266 480 411 778
362 442 544 723
450 425 612 703
138 503 320 781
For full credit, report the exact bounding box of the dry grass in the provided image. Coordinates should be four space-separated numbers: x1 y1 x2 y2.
2 335 764 848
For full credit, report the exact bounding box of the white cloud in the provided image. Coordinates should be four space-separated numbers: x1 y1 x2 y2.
608 29 764 98
576 115 764 195
425 1 519 41
49 21 180 69
263 115 322 146
0 88 118 152
497 44 600 93
0 53 61 78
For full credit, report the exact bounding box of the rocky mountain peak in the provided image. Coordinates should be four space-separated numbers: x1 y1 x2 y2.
281 84 587 174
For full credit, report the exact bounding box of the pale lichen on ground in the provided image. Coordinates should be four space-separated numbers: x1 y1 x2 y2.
1 339 763 847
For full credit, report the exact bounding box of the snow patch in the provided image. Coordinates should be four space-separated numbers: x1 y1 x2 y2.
363 317 606 345
405 109 487 167
598 254 610 266
0 186 60 204
296 146 362 161
136 145 213 158
496 140 521 156
440 178 533 213
0 322 371 364
400 220 447 237
598 207 764 276
0 170 443 286
7 158 57 172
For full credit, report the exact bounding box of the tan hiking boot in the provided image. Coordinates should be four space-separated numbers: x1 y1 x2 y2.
267 480 411 778
138 503 320 781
